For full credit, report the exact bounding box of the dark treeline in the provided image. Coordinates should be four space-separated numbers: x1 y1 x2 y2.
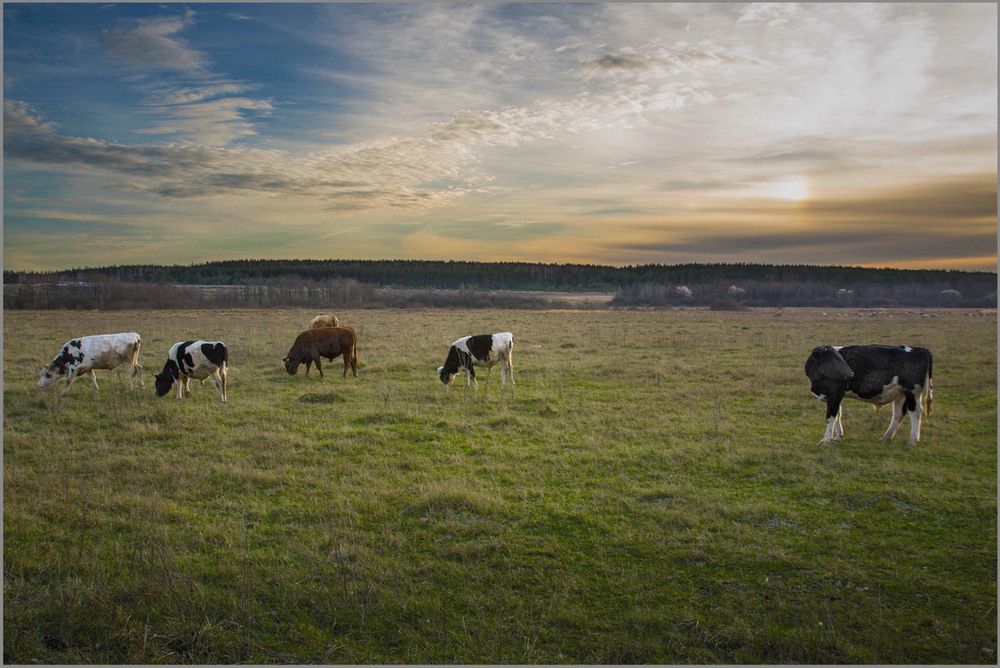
6 259 622 291
2 278 568 311
4 259 997 309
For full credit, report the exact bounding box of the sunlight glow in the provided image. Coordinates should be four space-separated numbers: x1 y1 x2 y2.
770 177 810 202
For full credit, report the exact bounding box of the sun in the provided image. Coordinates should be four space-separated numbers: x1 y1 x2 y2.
770 177 810 202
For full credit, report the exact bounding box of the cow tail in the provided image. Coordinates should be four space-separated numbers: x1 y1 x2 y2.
131 337 142 367
925 352 934 417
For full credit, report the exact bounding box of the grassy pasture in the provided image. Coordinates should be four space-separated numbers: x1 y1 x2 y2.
3 307 996 664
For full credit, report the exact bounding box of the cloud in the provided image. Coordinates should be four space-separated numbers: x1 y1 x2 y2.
137 97 275 146
736 3 801 28
437 219 567 242
731 149 843 164
99 10 273 146
581 42 760 78
4 100 220 176
618 225 994 267
100 12 204 72
804 173 997 224
658 179 735 192
148 83 262 106
609 172 997 266
4 43 716 210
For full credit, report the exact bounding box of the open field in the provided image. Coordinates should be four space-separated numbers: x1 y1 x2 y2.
3 307 996 664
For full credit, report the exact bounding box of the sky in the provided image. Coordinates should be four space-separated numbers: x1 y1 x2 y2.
3 2 997 272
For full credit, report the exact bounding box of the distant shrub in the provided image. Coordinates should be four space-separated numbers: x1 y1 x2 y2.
709 297 749 311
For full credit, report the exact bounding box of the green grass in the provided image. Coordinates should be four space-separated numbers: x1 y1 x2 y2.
4 307 996 663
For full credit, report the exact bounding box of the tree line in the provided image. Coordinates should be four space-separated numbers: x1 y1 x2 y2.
4 259 996 309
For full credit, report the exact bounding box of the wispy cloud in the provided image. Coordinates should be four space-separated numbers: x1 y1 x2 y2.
5 38 721 210
98 9 273 146
100 11 205 72
581 42 760 78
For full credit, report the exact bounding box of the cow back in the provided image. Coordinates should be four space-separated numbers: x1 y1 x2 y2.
289 326 356 362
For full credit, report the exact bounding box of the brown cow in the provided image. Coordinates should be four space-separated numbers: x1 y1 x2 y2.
282 327 358 378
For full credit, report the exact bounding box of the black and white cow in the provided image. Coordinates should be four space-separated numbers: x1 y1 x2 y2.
805 344 933 445
155 340 228 403
438 332 514 389
38 332 144 395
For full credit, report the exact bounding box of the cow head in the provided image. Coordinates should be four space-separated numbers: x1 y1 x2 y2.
154 359 179 397
282 358 300 375
805 345 854 399
37 363 64 388
437 366 456 387
153 371 174 397
38 347 78 388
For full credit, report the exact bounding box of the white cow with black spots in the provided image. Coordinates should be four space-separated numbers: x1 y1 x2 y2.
155 340 229 403
38 332 144 395
437 332 514 389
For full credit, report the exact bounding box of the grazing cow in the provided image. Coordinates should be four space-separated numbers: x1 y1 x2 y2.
309 314 340 329
805 344 933 445
38 332 143 395
155 340 228 403
438 332 514 389
282 327 358 378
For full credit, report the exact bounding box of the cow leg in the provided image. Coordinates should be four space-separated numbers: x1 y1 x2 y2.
904 391 922 445
60 370 79 396
820 396 844 444
498 356 514 388
906 406 922 446
304 361 311 376
342 354 350 378
129 362 144 390
210 370 227 403
467 366 479 389
88 369 100 392
880 396 907 441
315 359 324 378
831 405 844 440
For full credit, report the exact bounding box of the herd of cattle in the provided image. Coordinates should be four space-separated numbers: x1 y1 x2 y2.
35 313 933 445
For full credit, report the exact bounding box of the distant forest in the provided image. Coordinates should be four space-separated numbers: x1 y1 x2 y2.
4 259 996 310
